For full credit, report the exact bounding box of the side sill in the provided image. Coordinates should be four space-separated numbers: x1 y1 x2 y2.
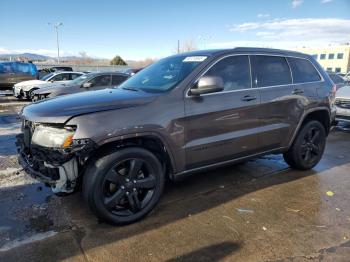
170 147 286 181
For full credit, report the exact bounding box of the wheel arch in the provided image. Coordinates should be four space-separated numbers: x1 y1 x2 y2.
87 133 177 179
288 107 331 148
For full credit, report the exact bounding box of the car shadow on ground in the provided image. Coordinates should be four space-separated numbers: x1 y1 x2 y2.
166 241 240 262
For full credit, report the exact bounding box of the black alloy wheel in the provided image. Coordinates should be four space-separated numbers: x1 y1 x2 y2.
299 127 323 166
102 158 157 216
283 120 326 170
83 147 164 225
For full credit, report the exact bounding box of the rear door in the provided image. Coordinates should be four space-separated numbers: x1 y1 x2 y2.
184 55 261 169
251 55 305 151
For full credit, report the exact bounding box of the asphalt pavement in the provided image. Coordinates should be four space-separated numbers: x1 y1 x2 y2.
0 97 349 262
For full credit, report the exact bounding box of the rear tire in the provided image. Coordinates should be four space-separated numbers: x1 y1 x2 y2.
283 120 326 170
83 147 164 225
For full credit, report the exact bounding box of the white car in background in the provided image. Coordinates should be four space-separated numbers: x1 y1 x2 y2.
335 85 350 123
13 71 85 99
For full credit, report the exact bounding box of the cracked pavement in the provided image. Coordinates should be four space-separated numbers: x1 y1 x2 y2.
0 96 349 261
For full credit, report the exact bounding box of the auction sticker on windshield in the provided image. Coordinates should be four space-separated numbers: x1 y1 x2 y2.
183 56 207 62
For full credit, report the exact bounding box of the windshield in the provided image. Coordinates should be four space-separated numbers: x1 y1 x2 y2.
118 55 207 93
40 72 55 81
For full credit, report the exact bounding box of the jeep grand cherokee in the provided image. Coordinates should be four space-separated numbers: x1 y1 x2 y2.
16 48 336 224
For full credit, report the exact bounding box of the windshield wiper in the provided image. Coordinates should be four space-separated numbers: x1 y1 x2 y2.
120 87 139 92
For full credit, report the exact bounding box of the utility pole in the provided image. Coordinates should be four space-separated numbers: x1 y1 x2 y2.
48 22 63 64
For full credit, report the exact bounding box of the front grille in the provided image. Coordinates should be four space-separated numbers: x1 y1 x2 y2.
335 99 350 109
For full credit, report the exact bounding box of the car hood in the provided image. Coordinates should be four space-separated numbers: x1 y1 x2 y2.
15 80 46 87
336 85 350 99
22 88 158 124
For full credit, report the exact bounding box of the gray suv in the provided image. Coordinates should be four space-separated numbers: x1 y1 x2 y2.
16 48 336 224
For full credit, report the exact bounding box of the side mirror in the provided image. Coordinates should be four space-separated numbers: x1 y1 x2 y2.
82 82 93 88
189 76 224 96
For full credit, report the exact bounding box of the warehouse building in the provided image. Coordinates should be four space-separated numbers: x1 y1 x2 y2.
296 44 350 74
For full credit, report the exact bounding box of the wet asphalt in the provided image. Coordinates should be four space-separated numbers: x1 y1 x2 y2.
0 95 349 261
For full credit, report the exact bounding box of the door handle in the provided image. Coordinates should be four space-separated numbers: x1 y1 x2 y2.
292 89 304 95
241 95 257 102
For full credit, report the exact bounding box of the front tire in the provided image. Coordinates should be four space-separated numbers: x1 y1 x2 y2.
28 88 38 100
83 147 164 225
283 120 326 170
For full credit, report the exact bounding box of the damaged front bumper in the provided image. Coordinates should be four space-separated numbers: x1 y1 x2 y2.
16 133 95 193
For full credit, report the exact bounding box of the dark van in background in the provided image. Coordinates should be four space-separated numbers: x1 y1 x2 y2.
0 61 38 90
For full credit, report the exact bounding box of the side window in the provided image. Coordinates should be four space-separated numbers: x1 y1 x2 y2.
112 75 128 85
16 63 30 74
203 55 251 92
51 73 70 81
0 63 14 73
251 55 292 87
70 73 82 80
89 75 111 86
287 57 321 83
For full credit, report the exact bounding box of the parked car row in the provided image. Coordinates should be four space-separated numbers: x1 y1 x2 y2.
13 71 85 99
0 61 143 100
32 72 129 101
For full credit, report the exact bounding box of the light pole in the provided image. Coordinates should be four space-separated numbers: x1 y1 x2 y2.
48 22 63 64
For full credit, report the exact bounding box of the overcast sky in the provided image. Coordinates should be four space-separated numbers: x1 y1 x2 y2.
0 0 349 60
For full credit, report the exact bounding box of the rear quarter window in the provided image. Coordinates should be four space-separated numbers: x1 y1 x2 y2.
287 57 321 83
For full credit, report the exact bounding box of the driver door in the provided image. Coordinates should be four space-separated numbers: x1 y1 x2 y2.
184 55 261 169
